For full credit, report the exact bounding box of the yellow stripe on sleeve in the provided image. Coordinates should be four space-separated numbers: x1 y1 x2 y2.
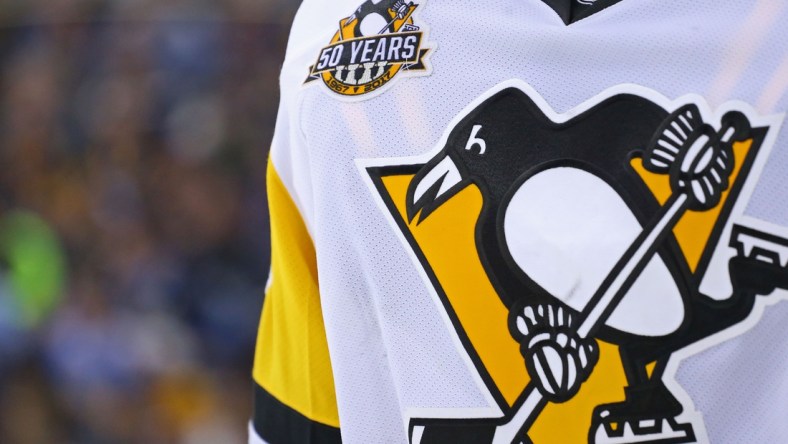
253 159 340 428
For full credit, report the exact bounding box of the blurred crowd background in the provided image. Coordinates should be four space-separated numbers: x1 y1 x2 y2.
0 1 299 442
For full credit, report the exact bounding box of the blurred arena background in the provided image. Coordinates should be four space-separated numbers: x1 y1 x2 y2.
0 1 299 442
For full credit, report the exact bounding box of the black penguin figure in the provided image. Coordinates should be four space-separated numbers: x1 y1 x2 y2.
404 87 788 443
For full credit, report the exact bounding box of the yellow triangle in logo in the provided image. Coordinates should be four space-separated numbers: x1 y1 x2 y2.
630 140 753 273
377 172 629 443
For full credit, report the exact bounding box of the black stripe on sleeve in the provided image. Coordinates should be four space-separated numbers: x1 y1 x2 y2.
253 383 342 444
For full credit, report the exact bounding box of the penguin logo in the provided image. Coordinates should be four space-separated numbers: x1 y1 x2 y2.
357 81 788 444
304 0 433 99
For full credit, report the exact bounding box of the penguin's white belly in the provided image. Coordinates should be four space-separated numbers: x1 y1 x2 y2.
502 166 684 337
359 13 389 36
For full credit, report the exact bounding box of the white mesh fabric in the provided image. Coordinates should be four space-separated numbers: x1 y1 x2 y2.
275 0 788 442
676 295 788 443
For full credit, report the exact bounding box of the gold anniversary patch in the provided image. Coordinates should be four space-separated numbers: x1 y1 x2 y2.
305 0 433 99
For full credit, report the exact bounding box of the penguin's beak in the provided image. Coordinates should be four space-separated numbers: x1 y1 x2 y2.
407 154 464 223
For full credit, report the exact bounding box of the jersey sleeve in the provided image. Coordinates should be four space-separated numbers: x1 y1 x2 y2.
251 3 347 441
250 21 342 438
250 155 341 444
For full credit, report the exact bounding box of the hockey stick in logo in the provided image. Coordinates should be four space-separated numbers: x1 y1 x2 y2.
492 107 751 444
378 1 415 34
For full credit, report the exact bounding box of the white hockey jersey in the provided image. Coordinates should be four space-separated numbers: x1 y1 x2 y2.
251 1 788 443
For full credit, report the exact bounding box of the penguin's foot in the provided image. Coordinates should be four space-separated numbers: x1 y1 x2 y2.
590 384 696 444
590 416 695 444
